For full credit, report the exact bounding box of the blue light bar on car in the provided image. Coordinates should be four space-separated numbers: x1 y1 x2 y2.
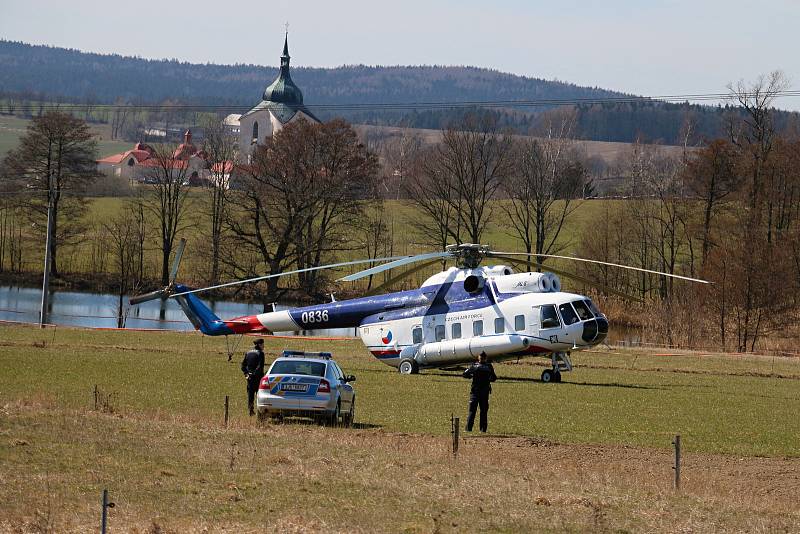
280 350 333 360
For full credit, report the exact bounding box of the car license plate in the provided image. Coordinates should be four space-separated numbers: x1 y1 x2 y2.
281 383 308 392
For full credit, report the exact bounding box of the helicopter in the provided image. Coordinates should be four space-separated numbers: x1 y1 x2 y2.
130 242 708 382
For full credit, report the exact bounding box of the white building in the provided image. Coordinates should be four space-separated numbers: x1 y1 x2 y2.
237 34 320 160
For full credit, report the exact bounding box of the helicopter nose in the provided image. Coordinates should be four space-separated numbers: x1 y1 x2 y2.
581 317 609 344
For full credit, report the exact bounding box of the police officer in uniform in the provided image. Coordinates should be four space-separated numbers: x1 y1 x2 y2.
241 338 265 416
463 351 497 432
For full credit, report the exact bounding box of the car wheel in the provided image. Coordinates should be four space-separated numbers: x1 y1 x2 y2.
343 398 355 428
327 401 341 427
398 359 418 375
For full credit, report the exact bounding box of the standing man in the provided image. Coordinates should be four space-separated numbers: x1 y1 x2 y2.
463 351 497 432
241 338 265 416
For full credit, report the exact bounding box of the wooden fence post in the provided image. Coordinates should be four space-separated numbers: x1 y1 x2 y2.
672 434 681 490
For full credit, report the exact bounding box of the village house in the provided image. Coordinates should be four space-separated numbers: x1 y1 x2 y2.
97 33 315 183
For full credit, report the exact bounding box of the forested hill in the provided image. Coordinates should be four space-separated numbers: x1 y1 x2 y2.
0 40 780 143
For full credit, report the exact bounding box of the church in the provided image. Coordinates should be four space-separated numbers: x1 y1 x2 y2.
236 34 320 160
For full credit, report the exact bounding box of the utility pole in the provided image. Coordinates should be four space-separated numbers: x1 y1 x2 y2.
40 171 54 327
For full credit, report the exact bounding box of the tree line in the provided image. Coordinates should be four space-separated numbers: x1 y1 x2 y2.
4 39 795 144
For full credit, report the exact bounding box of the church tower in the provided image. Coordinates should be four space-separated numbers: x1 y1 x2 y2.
237 33 320 159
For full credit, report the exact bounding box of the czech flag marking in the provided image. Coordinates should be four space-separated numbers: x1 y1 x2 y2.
382 330 393 344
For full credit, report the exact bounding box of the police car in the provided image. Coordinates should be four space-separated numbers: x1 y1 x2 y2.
256 351 356 426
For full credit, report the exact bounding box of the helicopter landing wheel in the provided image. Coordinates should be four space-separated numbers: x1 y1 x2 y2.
554 371 562 383
398 359 419 375
541 369 554 383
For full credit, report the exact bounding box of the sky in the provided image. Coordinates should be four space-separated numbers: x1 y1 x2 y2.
2 0 798 110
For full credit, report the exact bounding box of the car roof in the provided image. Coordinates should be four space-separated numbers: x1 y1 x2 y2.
273 357 332 364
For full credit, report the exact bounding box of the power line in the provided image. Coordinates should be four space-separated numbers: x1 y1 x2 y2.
10 90 800 113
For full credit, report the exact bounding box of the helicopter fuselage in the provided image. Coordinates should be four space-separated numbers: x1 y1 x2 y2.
205 265 608 371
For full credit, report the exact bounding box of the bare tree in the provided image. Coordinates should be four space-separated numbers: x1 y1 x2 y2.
727 71 788 226
0 112 98 276
723 72 794 350
201 119 236 285
110 98 131 141
381 132 422 199
359 198 391 291
224 119 379 302
140 144 191 286
402 144 462 256
500 135 588 270
406 114 513 248
102 208 144 327
683 139 739 268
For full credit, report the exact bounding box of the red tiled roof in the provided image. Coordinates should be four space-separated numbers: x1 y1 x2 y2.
97 147 154 165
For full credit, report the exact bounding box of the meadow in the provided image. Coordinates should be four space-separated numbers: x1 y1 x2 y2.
1 324 798 531
0 114 130 161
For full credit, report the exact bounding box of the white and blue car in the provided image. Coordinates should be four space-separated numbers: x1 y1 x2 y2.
256 351 356 426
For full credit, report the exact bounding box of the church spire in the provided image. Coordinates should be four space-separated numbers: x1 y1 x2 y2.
280 31 290 72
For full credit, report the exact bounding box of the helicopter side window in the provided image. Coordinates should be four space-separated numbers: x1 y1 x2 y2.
452 323 462 339
435 324 446 342
514 314 525 331
559 303 580 325
494 317 505 334
412 326 423 344
572 300 594 320
473 320 483 336
540 305 560 329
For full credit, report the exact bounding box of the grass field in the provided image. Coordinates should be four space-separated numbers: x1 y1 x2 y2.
0 114 131 161
1 324 798 531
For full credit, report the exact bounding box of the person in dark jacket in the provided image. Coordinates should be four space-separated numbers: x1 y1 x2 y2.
463 351 497 432
241 338 266 416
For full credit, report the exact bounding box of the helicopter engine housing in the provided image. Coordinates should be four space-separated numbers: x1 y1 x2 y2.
492 271 561 293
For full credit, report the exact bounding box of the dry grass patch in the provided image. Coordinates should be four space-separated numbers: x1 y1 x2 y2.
0 404 798 532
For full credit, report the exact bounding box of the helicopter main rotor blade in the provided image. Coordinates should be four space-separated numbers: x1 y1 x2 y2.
129 289 167 306
338 251 452 282
492 255 643 303
489 251 710 284
171 255 407 298
363 259 443 297
169 238 186 285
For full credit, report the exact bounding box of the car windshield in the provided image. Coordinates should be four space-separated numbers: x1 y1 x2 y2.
572 300 594 320
270 360 327 377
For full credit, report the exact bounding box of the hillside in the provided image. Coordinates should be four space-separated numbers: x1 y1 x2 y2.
0 40 790 143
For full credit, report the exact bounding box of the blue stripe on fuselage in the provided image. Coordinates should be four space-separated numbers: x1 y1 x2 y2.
287 279 506 329
287 289 430 329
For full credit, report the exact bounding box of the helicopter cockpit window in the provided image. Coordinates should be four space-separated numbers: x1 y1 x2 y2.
494 317 505 334
514 314 525 331
572 300 594 321
412 326 423 344
585 299 602 317
540 305 560 329
435 324 446 341
452 322 462 339
559 303 580 325
473 320 483 336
